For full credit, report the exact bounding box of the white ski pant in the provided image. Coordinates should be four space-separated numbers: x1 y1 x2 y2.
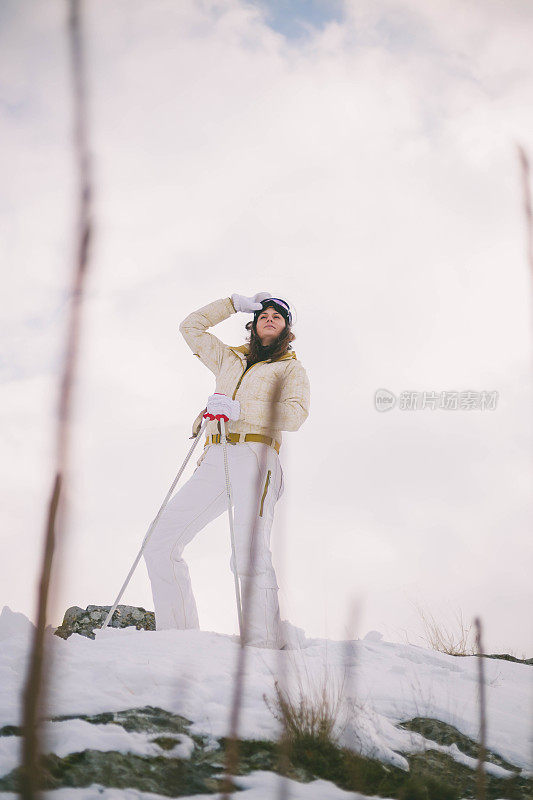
143 442 285 647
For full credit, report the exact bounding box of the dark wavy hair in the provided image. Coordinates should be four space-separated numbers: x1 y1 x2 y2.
244 310 295 367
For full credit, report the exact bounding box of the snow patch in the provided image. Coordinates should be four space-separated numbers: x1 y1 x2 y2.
0 607 34 642
0 610 530 786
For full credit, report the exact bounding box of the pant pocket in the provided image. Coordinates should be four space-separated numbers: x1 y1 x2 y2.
259 470 271 517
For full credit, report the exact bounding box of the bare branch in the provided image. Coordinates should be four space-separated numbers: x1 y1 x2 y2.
475 617 487 800
20 1 93 795
517 145 533 286
221 376 283 797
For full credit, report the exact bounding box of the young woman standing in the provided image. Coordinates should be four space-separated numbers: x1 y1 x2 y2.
143 292 310 649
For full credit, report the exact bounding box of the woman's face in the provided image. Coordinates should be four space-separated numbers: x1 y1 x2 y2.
255 306 286 345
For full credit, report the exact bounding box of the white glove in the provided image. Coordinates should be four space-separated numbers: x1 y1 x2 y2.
204 393 241 422
231 292 272 313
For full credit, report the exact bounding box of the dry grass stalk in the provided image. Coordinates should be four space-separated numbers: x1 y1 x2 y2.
264 666 346 748
475 617 487 800
20 1 93 796
342 600 361 793
416 604 476 656
265 652 368 798
276 710 291 800
517 145 533 284
273 409 290 800
20 475 61 798
221 376 283 797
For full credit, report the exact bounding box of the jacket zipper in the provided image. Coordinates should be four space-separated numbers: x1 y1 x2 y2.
231 352 294 400
232 359 268 399
259 470 271 516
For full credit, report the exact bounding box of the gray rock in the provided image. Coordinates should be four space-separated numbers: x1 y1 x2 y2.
54 605 156 640
62 606 84 625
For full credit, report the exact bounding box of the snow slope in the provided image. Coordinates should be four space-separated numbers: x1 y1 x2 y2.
0 774 378 800
0 606 530 798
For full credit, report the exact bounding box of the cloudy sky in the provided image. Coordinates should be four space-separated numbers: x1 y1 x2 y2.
1 0 532 655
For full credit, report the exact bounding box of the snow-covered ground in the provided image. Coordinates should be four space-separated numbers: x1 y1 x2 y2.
0 775 382 800
0 606 531 799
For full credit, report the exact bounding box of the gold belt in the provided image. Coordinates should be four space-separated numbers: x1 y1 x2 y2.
204 433 281 454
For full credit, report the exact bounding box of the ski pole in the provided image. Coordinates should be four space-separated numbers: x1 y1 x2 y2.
100 417 209 631
219 416 244 640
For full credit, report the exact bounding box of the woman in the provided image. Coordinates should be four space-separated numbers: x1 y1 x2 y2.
143 292 311 649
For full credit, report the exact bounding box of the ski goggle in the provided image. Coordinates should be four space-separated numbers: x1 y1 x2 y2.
254 297 293 326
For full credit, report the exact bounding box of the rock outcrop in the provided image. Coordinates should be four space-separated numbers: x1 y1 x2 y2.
54 604 155 640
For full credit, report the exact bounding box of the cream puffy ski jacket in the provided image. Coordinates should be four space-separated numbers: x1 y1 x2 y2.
179 296 310 460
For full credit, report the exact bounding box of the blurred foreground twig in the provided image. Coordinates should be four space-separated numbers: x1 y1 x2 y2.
20 1 93 796
517 145 533 284
475 617 486 800
222 377 282 797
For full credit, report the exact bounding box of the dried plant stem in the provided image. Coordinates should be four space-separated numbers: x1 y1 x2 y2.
517 145 533 800
276 731 291 800
20 475 61 798
222 378 282 798
20 1 93 796
475 617 486 800
265 672 344 744
517 145 533 287
416 603 475 656
274 419 290 800
342 600 361 797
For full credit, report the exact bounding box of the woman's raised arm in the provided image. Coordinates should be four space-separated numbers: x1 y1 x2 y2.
180 292 271 375
179 296 237 375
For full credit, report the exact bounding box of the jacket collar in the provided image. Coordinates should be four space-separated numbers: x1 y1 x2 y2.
229 344 297 362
